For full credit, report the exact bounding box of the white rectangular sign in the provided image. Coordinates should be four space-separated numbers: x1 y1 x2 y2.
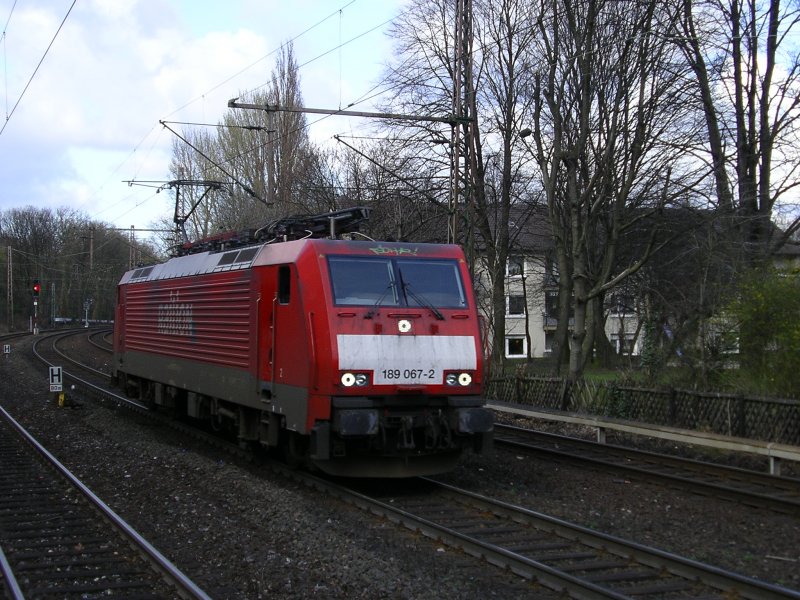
49 366 63 392
337 334 477 385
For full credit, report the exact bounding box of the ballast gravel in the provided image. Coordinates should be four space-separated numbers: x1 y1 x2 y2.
1 335 798 598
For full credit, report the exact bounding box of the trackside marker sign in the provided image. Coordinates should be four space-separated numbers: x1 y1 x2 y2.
49 366 63 392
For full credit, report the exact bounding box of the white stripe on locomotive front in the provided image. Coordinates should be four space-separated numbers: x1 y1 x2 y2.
337 334 476 385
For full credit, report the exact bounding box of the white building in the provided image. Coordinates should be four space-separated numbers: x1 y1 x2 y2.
494 254 642 361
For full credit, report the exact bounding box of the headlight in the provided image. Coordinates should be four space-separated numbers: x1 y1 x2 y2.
341 372 369 387
446 372 473 386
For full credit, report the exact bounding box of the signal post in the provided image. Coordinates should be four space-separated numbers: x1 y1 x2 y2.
32 280 41 335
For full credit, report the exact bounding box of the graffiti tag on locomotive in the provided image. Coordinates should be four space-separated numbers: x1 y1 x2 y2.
112 208 493 477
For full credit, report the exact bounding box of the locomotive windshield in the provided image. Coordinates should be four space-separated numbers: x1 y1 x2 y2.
328 256 467 308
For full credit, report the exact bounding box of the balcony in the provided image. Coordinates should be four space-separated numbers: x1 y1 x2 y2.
542 313 573 331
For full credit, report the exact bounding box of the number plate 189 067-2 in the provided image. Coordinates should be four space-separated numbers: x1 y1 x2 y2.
375 367 438 385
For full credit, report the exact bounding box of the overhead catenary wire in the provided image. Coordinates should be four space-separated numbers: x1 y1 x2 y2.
0 0 77 137
159 120 266 205
200 6 556 182
2 0 19 120
0 1 372 230
105 0 395 225
163 0 359 120
1 0 455 238
3 2 415 230
156 6 415 179
100 4 411 230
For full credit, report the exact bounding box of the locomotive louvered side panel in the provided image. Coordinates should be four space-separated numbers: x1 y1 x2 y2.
112 232 494 478
122 273 253 369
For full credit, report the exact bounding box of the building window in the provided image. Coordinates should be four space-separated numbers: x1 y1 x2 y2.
507 256 524 277
612 334 636 356
609 292 636 315
507 294 526 316
506 336 526 358
544 253 559 285
544 291 558 318
544 332 554 356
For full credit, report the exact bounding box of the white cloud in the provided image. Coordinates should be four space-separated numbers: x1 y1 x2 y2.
0 0 402 233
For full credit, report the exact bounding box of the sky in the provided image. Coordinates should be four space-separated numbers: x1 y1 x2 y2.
0 0 404 239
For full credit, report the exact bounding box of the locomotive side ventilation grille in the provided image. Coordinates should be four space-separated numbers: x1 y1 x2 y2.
130 266 154 280
213 246 260 272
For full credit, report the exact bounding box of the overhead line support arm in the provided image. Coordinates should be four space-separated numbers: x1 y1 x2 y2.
227 100 473 126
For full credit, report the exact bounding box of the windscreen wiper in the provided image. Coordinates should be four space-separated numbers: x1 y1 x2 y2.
398 269 445 320
365 282 397 319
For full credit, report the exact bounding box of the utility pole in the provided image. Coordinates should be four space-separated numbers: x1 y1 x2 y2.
129 226 136 269
89 226 94 271
51 281 56 326
81 227 95 271
6 246 12 331
267 112 276 207
451 0 475 247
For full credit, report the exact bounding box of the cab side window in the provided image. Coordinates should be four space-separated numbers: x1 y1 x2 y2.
278 265 291 304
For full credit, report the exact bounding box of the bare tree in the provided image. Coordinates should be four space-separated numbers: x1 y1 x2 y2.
526 0 698 379
470 0 540 373
378 0 541 372
331 138 451 241
672 0 800 260
0 207 152 328
167 42 325 237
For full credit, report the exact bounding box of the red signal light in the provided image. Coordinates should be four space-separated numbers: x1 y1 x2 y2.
32 281 41 297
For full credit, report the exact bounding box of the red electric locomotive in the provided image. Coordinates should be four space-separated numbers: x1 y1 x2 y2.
113 208 493 477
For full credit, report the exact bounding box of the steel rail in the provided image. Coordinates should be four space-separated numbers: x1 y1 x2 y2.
0 403 211 600
494 423 800 513
285 469 800 599
87 327 114 353
426 479 800 599
45 328 112 379
0 544 24 600
33 328 800 599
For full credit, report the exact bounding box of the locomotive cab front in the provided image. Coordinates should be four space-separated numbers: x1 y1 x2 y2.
303 242 493 477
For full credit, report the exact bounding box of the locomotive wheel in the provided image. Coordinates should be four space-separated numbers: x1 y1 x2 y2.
121 374 139 400
141 381 156 410
209 413 223 432
283 431 309 469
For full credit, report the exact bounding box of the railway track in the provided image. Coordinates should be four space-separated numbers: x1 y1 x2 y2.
52 327 800 515
86 328 114 353
43 328 112 383
297 473 800 599
0 404 210 599
27 328 800 598
30 328 253 460
494 423 800 514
